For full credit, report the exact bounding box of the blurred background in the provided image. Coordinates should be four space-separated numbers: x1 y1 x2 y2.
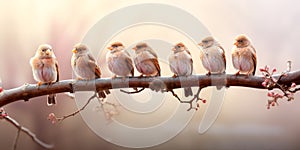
0 0 300 150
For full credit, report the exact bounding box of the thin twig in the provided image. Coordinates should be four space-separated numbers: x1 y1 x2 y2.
56 94 97 122
165 87 205 111
13 129 20 150
120 88 145 94
164 89 181 101
3 115 53 149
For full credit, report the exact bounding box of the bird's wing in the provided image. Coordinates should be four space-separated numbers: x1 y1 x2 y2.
125 55 134 76
87 54 101 78
150 58 161 76
55 61 59 82
218 46 226 69
185 50 193 74
251 46 257 75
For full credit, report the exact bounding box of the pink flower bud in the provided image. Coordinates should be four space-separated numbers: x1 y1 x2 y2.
272 68 277 73
291 83 296 88
259 67 266 72
267 91 274 97
47 113 57 124
0 87 3 93
262 81 267 87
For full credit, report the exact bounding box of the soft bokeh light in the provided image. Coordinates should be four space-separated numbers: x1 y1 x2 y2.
0 0 300 150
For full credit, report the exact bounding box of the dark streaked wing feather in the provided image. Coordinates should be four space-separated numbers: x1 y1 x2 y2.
150 58 161 76
185 50 193 75
55 61 59 82
218 46 226 69
251 49 257 75
94 64 102 78
87 53 101 78
125 57 134 76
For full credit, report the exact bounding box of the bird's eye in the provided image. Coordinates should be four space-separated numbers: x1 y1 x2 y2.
42 49 46 52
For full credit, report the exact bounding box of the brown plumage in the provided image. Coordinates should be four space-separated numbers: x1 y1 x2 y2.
71 43 110 98
169 42 193 96
133 42 161 77
232 34 257 75
30 44 59 106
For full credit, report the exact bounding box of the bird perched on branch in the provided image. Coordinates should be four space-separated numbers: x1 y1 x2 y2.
232 34 257 75
106 42 134 78
198 36 226 75
169 43 193 97
71 43 110 98
132 42 161 77
30 44 59 106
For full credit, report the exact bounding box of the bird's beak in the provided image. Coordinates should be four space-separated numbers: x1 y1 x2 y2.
107 47 113 50
45 49 51 55
72 49 77 53
172 47 176 51
234 42 238 46
132 47 137 50
198 43 203 47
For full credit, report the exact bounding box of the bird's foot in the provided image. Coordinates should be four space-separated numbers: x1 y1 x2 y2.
138 74 144 78
206 72 211 76
172 74 178 78
37 82 43 86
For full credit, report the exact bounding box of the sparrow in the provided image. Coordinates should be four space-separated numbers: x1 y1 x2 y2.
71 43 110 98
198 36 226 75
132 42 161 77
30 44 59 106
169 43 193 97
106 42 134 78
232 34 257 75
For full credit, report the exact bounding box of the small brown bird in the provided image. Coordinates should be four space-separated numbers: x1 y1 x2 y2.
169 43 193 97
30 44 59 106
106 42 134 78
132 42 161 77
71 43 109 98
232 34 257 75
198 36 226 75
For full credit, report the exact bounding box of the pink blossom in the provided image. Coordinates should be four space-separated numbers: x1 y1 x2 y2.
262 81 267 87
47 113 57 124
0 87 3 93
267 91 274 97
272 68 277 73
291 83 297 88
259 67 266 72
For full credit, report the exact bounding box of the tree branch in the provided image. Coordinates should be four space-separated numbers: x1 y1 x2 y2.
0 71 300 107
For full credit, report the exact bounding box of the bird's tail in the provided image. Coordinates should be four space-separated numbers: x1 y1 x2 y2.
216 86 223 90
47 94 56 106
104 89 110 95
184 87 193 97
97 90 111 99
